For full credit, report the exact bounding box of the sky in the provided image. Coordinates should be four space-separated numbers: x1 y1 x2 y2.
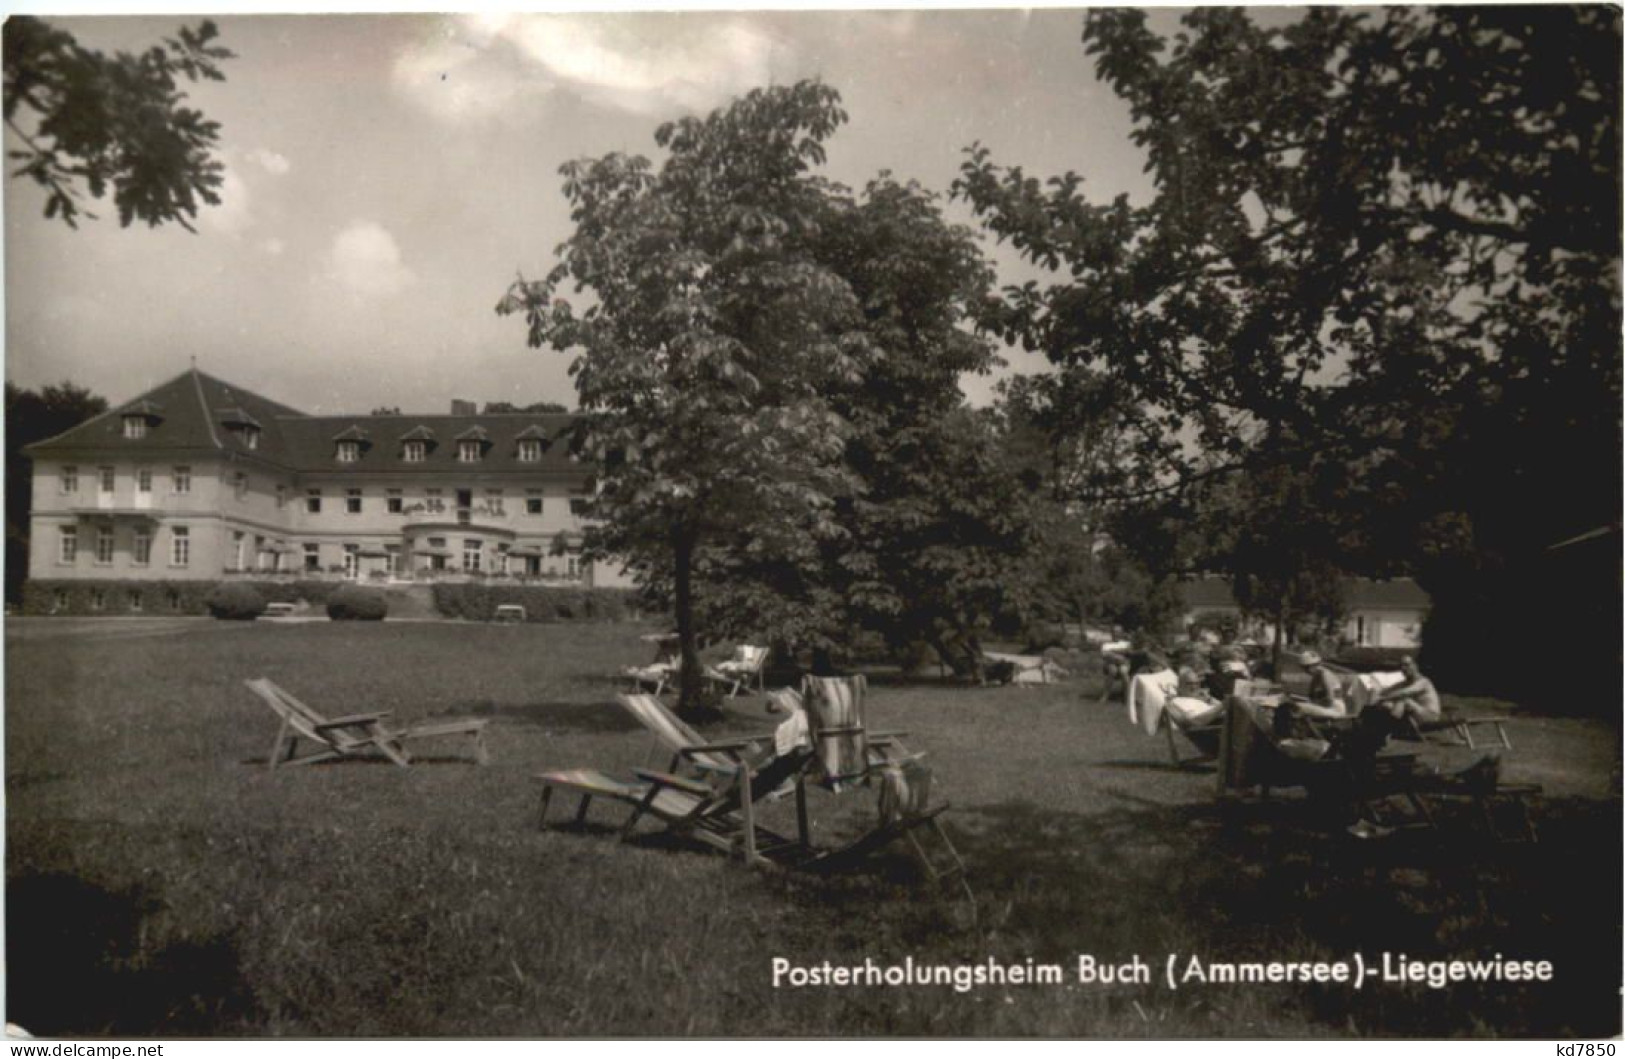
3 7 1183 415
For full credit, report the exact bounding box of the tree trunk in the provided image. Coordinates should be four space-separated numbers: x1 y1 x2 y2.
1271 597 1287 680
672 527 705 718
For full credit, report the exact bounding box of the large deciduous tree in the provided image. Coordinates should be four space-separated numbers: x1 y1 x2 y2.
4 16 233 230
497 82 867 716
957 7 1621 700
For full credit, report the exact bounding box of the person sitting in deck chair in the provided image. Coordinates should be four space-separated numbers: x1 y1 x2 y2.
1167 648 1224 728
1285 650 1351 721
1346 655 1442 753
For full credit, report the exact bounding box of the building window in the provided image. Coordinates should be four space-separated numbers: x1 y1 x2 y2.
233 530 247 570
458 439 482 463
303 543 320 571
166 590 182 611
136 468 152 494
95 526 114 565
526 493 543 515
485 488 504 515
342 543 360 579
386 489 403 514
98 466 115 494
275 484 287 508
346 489 363 514
234 472 250 500
123 416 147 440
242 426 260 450
128 591 143 612
569 498 590 516
336 440 360 463
306 489 322 514
172 466 191 494
58 525 78 563
132 531 152 566
52 589 68 613
462 539 482 572
170 526 190 567
427 536 446 548
89 589 106 611
60 466 78 493
403 440 426 463
566 554 581 580
517 439 541 462
384 544 401 575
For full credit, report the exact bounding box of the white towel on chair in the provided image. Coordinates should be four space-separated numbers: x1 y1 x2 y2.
1127 669 1179 736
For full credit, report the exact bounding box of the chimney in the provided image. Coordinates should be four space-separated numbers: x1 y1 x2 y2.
450 399 477 416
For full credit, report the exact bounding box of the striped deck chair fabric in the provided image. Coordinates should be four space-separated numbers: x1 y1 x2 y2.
800 674 870 788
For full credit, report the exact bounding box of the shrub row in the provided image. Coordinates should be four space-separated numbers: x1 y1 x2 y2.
24 579 370 618
22 579 642 622
430 582 639 623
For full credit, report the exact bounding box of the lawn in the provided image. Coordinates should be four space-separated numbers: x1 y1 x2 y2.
5 617 1621 1038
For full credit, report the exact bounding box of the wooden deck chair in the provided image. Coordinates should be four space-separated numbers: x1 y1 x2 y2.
1163 714 1224 768
1403 710 1513 750
795 675 970 895
537 745 817 867
622 661 679 696
615 692 770 777
704 644 771 697
246 678 489 769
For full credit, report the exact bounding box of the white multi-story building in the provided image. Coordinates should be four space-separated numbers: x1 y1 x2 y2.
24 368 632 588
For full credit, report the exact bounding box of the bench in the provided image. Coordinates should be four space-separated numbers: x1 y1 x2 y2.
263 602 298 618
493 604 527 624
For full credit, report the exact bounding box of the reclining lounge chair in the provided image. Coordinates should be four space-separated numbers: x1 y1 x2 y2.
246 677 489 769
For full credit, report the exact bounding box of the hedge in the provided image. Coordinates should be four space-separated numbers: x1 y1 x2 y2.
23 579 356 617
327 585 388 621
22 578 643 623
430 582 639 623
206 582 268 621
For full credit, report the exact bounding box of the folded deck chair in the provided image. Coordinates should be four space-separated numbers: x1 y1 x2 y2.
703 644 771 697
537 745 817 867
247 677 489 769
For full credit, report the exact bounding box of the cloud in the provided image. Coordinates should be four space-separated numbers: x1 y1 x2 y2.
260 237 286 256
247 148 291 176
201 167 253 236
393 13 791 121
325 221 415 297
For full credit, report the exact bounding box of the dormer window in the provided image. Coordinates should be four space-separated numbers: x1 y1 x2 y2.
120 399 163 440
404 440 427 463
517 439 542 462
219 408 262 451
331 425 369 463
455 425 490 463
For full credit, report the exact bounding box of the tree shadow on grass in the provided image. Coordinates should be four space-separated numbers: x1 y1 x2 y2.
457 699 642 732
7 872 261 1036
932 794 1621 1038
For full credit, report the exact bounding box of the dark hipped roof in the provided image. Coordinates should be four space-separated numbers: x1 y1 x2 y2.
24 368 579 475
25 368 307 462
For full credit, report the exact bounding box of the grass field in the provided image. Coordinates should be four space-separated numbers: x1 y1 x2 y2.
6 617 1621 1038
